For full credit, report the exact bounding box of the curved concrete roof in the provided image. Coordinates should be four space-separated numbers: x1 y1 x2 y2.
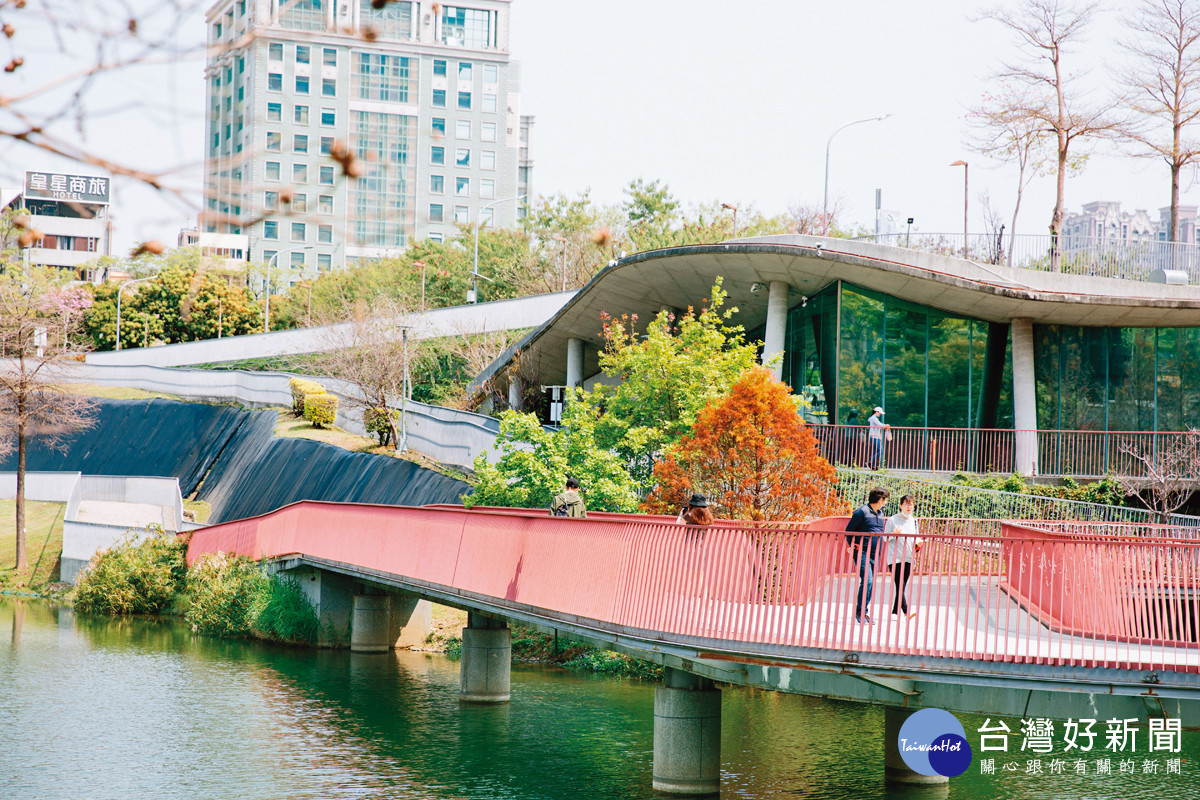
477 234 1200 389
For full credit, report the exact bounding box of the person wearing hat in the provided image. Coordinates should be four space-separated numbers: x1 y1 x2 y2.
867 406 890 470
676 493 714 526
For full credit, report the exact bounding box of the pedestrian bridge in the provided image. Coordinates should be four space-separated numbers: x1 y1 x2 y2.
187 502 1200 792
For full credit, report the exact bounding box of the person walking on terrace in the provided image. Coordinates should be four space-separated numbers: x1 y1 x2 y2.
550 477 587 518
867 406 890 470
845 486 889 624
884 494 922 618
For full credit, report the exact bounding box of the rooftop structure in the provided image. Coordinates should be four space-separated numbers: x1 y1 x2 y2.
4 170 113 279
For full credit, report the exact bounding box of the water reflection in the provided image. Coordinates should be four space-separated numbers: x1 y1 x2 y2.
1 598 1195 800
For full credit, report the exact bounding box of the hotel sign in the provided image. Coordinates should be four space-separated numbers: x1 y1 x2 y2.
24 171 110 204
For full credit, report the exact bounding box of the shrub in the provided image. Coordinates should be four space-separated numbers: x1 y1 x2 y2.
252 575 319 645
289 377 326 416
74 527 188 615
184 552 268 637
303 392 338 428
364 406 400 446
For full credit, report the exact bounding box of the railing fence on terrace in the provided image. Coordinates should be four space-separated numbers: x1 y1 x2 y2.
855 232 1200 283
814 424 1200 479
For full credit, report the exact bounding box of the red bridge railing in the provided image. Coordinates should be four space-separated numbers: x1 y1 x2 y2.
186 503 1199 673
810 424 1199 477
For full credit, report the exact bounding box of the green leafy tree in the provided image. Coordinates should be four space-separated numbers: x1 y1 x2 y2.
466 395 641 512
588 278 763 488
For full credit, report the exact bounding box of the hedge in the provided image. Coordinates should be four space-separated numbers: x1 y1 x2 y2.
304 393 339 428
289 377 326 416
364 407 400 445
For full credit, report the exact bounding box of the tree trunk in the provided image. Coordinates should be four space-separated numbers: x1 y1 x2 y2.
1051 144 1067 272
1009 164 1026 268
15 414 27 572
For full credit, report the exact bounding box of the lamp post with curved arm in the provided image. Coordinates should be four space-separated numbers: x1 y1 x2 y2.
471 194 526 303
115 276 154 351
823 114 891 229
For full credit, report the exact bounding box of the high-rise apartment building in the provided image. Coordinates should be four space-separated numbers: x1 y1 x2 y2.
202 0 531 274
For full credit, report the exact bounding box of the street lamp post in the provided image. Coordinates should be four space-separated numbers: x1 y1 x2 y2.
721 202 739 238
115 276 154 351
950 160 968 257
264 247 314 332
471 194 526 303
823 114 891 231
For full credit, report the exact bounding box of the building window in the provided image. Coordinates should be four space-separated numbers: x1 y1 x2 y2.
279 0 324 31
293 163 308 182
481 121 496 142
238 56 245 74
483 93 497 113
294 105 309 124
293 134 308 153
433 59 446 77
457 91 471 110
268 72 283 91
431 145 445 165
481 149 496 170
296 45 310 64
480 207 493 225
319 195 333 214
320 136 334 155
323 47 337 66
318 253 332 270
458 62 472 81
291 222 306 241
455 147 470 167
455 176 469 196
265 190 279 210
322 78 336 97
354 52 411 102
480 178 494 199
454 205 470 224
318 225 332 243
263 249 277 263
291 251 307 267
359 0 413 40
296 76 310 94
266 161 281 181
432 117 446 136
432 89 446 108
456 120 471 139
429 203 443 222
319 165 334 185
351 110 415 248
266 131 281 151
269 42 283 61
430 174 444 193
263 220 279 239
293 193 307 212
321 108 335 126
441 6 491 49
484 64 498 83
267 102 282 122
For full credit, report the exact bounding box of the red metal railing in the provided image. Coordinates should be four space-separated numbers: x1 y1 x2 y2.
186 503 1200 673
810 425 1200 477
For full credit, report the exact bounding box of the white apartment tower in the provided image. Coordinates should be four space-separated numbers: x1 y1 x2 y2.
203 0 531 272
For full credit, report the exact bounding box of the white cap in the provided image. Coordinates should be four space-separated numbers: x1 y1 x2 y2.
874 406 884 414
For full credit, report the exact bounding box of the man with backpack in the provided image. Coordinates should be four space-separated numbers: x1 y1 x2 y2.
550 477 587 518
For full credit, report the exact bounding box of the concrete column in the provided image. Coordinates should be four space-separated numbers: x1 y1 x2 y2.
763 281 789 380
884 706 949 785
652 667 721 795
292 567 355 648
460 613 511 703
350 594 391 653
566 337 584 389
1011 317 1039 476
507 375 523 411
389 595 432 649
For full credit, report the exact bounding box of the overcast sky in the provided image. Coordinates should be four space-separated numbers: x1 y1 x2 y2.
3 0 1189 252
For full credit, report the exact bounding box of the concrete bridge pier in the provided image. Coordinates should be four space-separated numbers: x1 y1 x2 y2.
460 613 511 703
652 667 721 796
348 593 432 652
884 706 949 786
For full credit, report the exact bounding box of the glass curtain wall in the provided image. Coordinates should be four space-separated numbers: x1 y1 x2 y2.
785 282 1010 428
1035 325 1200 431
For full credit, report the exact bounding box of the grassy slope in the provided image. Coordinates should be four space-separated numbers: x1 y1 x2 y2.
0 500 66 588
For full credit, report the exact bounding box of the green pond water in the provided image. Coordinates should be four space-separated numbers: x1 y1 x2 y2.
2 598 1197 799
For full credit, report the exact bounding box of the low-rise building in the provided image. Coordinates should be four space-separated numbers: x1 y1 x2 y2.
4 170 113 275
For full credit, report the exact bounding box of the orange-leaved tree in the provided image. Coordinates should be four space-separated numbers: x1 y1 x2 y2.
642 367 848 521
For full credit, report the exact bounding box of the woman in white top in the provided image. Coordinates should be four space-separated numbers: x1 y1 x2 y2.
884 494 922 617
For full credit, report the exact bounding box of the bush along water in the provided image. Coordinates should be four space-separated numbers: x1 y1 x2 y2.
73 529 319 646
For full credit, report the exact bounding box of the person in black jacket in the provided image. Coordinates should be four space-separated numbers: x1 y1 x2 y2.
845 486 890 624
